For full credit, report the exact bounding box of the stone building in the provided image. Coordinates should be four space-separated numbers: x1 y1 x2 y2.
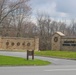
0 37 39 51
51 32 76 51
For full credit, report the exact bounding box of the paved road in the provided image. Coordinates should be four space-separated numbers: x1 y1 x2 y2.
0 51 76 75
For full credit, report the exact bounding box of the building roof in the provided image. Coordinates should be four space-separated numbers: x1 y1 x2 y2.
56 32 65 36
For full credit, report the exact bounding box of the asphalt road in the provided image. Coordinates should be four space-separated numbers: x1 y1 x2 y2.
0 51 76 75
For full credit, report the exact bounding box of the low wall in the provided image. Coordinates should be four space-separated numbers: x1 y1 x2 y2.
0 37 39 51
51 32 76 51
61 38 76 51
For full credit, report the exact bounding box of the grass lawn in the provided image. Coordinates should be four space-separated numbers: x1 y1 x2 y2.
0 55 51 66
35 51 76 59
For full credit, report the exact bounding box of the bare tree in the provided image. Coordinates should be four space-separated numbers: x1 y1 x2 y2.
36 13 51 50
0 0 31 37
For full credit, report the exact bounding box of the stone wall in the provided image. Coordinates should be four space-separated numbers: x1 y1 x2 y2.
61 38 76 51
51 32 76 51
51 33 61 50
0 37 39 51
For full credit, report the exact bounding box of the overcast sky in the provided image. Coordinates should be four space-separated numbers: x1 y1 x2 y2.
30 0 76 21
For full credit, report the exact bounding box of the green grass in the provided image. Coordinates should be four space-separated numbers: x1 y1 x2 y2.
0 55 51 66
35 51 76 59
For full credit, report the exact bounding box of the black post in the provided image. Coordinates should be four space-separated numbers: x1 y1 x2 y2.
27 50 29 60
32 50 34 60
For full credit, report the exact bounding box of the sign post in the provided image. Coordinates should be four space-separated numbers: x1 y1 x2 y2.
26 42 34 60
27 50 34 60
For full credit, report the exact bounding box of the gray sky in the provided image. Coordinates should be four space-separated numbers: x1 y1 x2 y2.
30 0 76 21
